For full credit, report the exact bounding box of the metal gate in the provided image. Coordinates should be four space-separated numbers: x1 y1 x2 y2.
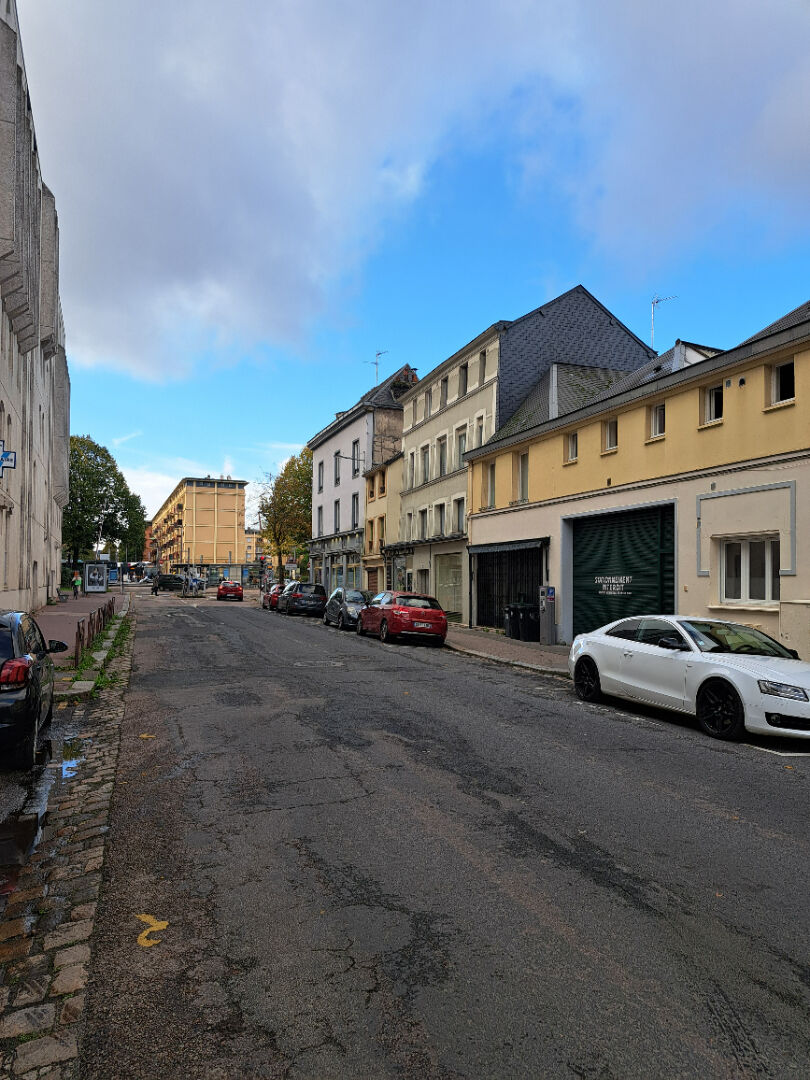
474 545 543 628
572 504 675 637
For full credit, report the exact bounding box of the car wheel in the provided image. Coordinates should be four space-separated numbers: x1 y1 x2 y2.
432 636 445 647
356 616 365 636
322 611 330 625
574 656 602 702
336 613 345 631
696 679 745 740
380 619 397 644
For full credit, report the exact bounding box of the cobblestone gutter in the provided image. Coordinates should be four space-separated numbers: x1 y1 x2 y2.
0 609 135 1078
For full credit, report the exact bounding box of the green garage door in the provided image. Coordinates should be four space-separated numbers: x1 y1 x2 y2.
572 504 675 637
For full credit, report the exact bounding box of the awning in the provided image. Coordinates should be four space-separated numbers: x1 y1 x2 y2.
467 537 549 555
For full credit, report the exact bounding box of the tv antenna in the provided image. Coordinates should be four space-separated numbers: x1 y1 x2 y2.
651 294 677 348
366 350 388 384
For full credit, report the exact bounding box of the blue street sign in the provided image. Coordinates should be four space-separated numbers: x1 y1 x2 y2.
0 440 16 477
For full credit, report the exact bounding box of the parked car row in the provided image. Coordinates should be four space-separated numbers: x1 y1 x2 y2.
261 583 449 645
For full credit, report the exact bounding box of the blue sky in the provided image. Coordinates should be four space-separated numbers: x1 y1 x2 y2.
18 0 810 518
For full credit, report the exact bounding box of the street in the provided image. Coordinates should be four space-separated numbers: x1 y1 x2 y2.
52 592 810 1079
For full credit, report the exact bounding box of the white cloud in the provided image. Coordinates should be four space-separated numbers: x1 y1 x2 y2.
111 431 142 448
18 1 810 380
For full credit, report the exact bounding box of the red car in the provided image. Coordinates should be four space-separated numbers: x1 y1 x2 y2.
262 583 285 610
356 591 447 645
217 580 243 601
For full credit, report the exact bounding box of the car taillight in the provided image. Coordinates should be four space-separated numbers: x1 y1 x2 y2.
392 607 411 617
0 657 31 689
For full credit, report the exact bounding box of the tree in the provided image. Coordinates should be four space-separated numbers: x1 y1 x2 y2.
62 435 146 565
259 448 313 582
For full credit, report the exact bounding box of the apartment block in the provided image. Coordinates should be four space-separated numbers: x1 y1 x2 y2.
151 477 247 569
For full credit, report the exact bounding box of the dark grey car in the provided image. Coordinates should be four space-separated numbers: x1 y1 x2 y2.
0 612 68 771
322 588 371 630
277 582 327 616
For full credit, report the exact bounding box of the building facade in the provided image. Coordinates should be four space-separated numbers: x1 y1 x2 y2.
0 2 70 611
465 301 810 649
363 453 402 594
396 287 654 621
151 477 247 569
308 367 417 592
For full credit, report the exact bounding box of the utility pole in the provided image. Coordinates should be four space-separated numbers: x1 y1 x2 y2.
651 294 677 349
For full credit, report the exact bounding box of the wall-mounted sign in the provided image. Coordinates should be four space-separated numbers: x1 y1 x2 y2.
594 575 633 597
0 440 17 477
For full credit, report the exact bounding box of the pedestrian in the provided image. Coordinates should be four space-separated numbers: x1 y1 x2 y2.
71 569 81 599
152 574 160 597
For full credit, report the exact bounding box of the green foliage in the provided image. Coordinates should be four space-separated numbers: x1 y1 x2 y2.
259 448 313 581
63 435 147 564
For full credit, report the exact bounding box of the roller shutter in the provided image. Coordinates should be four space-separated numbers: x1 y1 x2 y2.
572 504 675 637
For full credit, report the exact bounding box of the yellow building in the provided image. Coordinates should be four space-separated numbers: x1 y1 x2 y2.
466 302 810 648
362 453 403 593
151 477 247 569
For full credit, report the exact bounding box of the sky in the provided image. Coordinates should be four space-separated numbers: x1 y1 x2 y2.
17 0 810 519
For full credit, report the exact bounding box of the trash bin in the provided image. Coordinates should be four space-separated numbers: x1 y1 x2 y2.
503 606 513 637
525 606 540 642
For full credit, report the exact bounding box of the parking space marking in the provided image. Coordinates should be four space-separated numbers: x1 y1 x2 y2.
744 743 810 758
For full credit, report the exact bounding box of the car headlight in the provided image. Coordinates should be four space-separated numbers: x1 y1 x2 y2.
758 680 809 701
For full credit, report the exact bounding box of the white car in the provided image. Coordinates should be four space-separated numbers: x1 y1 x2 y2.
568 615 810 741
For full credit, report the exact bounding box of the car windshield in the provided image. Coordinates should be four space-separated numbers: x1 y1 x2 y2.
680 619 794 658
397 595 442 610
345 590 369 604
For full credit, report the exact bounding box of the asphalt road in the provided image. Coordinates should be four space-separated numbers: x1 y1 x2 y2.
77 592 810 1079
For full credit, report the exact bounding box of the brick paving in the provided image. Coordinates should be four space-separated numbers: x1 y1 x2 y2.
0 611 133 1078
445 623 570 675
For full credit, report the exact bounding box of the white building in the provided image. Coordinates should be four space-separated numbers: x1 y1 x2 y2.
0 2 70 610
307 367 417 592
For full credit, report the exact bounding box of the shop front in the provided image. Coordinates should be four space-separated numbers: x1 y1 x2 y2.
468 538 548 629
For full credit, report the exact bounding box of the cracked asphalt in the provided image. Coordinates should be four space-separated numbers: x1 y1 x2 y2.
76 592 810 1079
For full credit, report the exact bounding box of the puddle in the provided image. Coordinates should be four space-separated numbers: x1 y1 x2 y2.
61 758 83 778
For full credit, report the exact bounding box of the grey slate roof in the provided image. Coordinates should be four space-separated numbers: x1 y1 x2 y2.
496 285 656 428
307 365 418 449
495 364 630 441
739 299 810 347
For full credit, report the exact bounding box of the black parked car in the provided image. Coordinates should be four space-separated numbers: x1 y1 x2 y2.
0 611 68 771
323 587 371 630
277 582 327 616
158 573 185 591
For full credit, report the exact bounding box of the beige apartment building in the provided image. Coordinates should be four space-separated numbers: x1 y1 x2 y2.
0 2 70 611
151 477 247 569
362 453 402 593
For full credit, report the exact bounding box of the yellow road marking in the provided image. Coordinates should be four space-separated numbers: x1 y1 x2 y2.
135 913 168 947
138 734 156 739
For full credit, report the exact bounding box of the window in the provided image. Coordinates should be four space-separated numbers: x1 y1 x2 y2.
487 463 496 507
333 500 341 533
351 439 360 477
379 470 386 494
435 503 445 536
351 493 359 529
771 360 795 405
479 350 487 381
368 479 375 500
408 451 415 488
378 516 385 547
437 437 447 476
440 377 448 408
476 416 484 447
317 506 323 536
419 508 428 539
636 618 688 648
453 497 465 533
421 445 430 484
650 403 666 438
603 418 618 451
722 538 780 603
605 619 641 641
425 388 432 418
704 385 723 424
334 451 341 485
406 512 413 539
458 363 468 397
317 461 323 492
456 428 467 469
565 432 578 463
518 452 529 501
367 519 374 552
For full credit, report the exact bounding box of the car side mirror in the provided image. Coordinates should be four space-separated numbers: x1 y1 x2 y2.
658 635 688 651
48 640 69 653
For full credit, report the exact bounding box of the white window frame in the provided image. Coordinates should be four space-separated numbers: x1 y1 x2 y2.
456 426 467 469
408 451 415 489
650 402 666 439
721 536 781 604
487 463 496 508
565 431 578 463
419 508 428 539
703 385 723 424
458 363 468 397
771 359 795 405
440 376 448 408
316 506 323 537
603 418 618 451
454 497 465 534
334 451 341 485
518 452 529 501
351 439 360 477
333 499 341 533
351 492 359 529
437 436 447 477
421 444 430 485
317 461 324 493
435 502 445 536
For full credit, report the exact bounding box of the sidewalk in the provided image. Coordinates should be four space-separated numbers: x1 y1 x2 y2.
34 590 128 669
445 623 570 676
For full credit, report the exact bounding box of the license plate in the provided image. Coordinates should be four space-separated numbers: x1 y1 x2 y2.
414 621 431 629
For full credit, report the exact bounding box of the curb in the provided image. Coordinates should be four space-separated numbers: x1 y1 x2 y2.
444 641 570 679
54 597 132 702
